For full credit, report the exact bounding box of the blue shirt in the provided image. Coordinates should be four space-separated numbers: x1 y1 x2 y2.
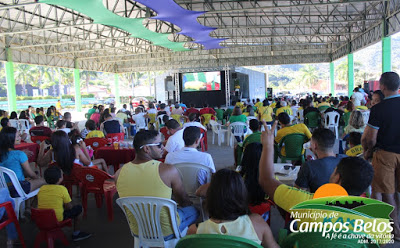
295 154 347 193
0 150 28 182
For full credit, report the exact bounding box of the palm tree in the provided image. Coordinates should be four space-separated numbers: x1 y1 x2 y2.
299 65 319 89
122 72 145 95
57 68 74 96
335 60 366 88
14 64 36 96
80 70 98 94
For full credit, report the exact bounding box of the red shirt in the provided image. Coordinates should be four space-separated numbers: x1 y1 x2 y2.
29 126 52 137
185 108 200 116
199 107 216 116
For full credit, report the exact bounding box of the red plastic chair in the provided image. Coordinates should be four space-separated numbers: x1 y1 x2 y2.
73 167 117 221
84 137 108 152
106 133 125 142
31 136 51 144
248 200 274 225
160 127 171 141
200 129 208 152
0 201 26 248
31 208 72 248
50 163 82 197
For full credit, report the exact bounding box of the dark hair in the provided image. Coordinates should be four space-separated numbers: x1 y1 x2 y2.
373 90 385 102
85 120 96 131
183 126 200 146
9 111 18 120
292 100 297 105
380 72 400 91
110 107 116 113
190 103 195 108
34 115 44 125
0 110 4 117
160 103 166 109
162 115 170 123
19 111 27 120
262 99 269 107
56 120 66 128
149 103 154 109
206 169 249 220
1 118 9 128
165 119 180 130
123 104 127 109
104 113 112 119
241 143 266 205
249 119 260 132
46 108 52 117
0 127 17 162
44 166 62 184
133 130 159 151
51 131 75 174
346 101 354 112
332 99 339 106
336 157 374 196
348 132 362 146
278 112 290 125
232 106 242 116
188 113 197 122
311 128 335 152
64 112 71 120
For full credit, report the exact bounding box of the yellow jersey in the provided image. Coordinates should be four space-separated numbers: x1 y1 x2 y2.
275 124 312 156
276 106 293 116
86 130 105 139
345 144 363 157
258 106 273 122
38 185 71 221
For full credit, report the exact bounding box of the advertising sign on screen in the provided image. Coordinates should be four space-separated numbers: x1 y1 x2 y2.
182 71 221 92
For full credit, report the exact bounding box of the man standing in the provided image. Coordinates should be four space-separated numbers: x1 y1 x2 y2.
114 130 198 238
351 87 364 107
362 71 400 239
165 127 215 185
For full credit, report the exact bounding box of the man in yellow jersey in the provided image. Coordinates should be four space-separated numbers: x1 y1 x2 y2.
276 101 293 117
114 130 199 239
258 121 388 244
275 112 312 156
258 99 273 124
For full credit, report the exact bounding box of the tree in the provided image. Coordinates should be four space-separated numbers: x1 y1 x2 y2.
80 71 98 94
335 60 366 88
299 65 319 89
57 68 74 95
14 64 35 96
122 72 145 95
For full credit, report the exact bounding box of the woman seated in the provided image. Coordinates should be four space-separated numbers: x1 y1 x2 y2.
0 127 45 197
226 106 248 142
343 110 365 137
189 169 278 248
38 131 109 174
9 111 18 120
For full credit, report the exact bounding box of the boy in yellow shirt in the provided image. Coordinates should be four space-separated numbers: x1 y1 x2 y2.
345 132 363 157
85 119 105 139
38 167 92 241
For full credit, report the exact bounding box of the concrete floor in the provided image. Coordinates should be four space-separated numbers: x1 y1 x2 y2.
1 131 399 247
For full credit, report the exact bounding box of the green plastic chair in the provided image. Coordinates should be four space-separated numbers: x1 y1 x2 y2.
304 111 320 129
317 106 330 113
279 229 380 248
342 111 352 127
176 234 263 248
276 133 307 164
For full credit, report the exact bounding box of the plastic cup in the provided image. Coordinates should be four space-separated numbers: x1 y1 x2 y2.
113 142 119 150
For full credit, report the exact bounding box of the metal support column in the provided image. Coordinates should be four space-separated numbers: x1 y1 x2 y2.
114 73 120 107
74 59 82 112
225 65 231 107
330 62 335 96
5 47 17 112
174 72 180 103
348 54 354 97
382 36 392 73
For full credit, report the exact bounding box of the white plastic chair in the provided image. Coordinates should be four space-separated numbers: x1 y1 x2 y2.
246 116 257 123
116 196 186 248
228 122 248 148
209 120 227 146
174 163 212 220
0 167 39 219
8 120 20 129
297 109 304 123
323 112 340 139
157 114 167 127
18 119 30 131
361 111 370 125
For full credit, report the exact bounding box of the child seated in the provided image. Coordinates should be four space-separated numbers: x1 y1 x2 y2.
188 169 279 248
85 120 105 139
38 167 92 241
345 132 363 157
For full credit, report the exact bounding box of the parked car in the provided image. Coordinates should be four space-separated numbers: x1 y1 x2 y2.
104 98 115 104
131 97 148 108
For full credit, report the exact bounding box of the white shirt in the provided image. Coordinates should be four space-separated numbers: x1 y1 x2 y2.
164 129 184 153
147 109 157 114
165 147 215 185
352 92 364 106
132 113 146 129
183 121 207 131
58 128 71 134
291 106 299 117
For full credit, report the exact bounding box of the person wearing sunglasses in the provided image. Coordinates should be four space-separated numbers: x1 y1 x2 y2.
114 130 199 240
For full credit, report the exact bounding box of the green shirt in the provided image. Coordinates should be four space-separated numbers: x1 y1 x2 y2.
215 109 224 120
229 114 247 123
